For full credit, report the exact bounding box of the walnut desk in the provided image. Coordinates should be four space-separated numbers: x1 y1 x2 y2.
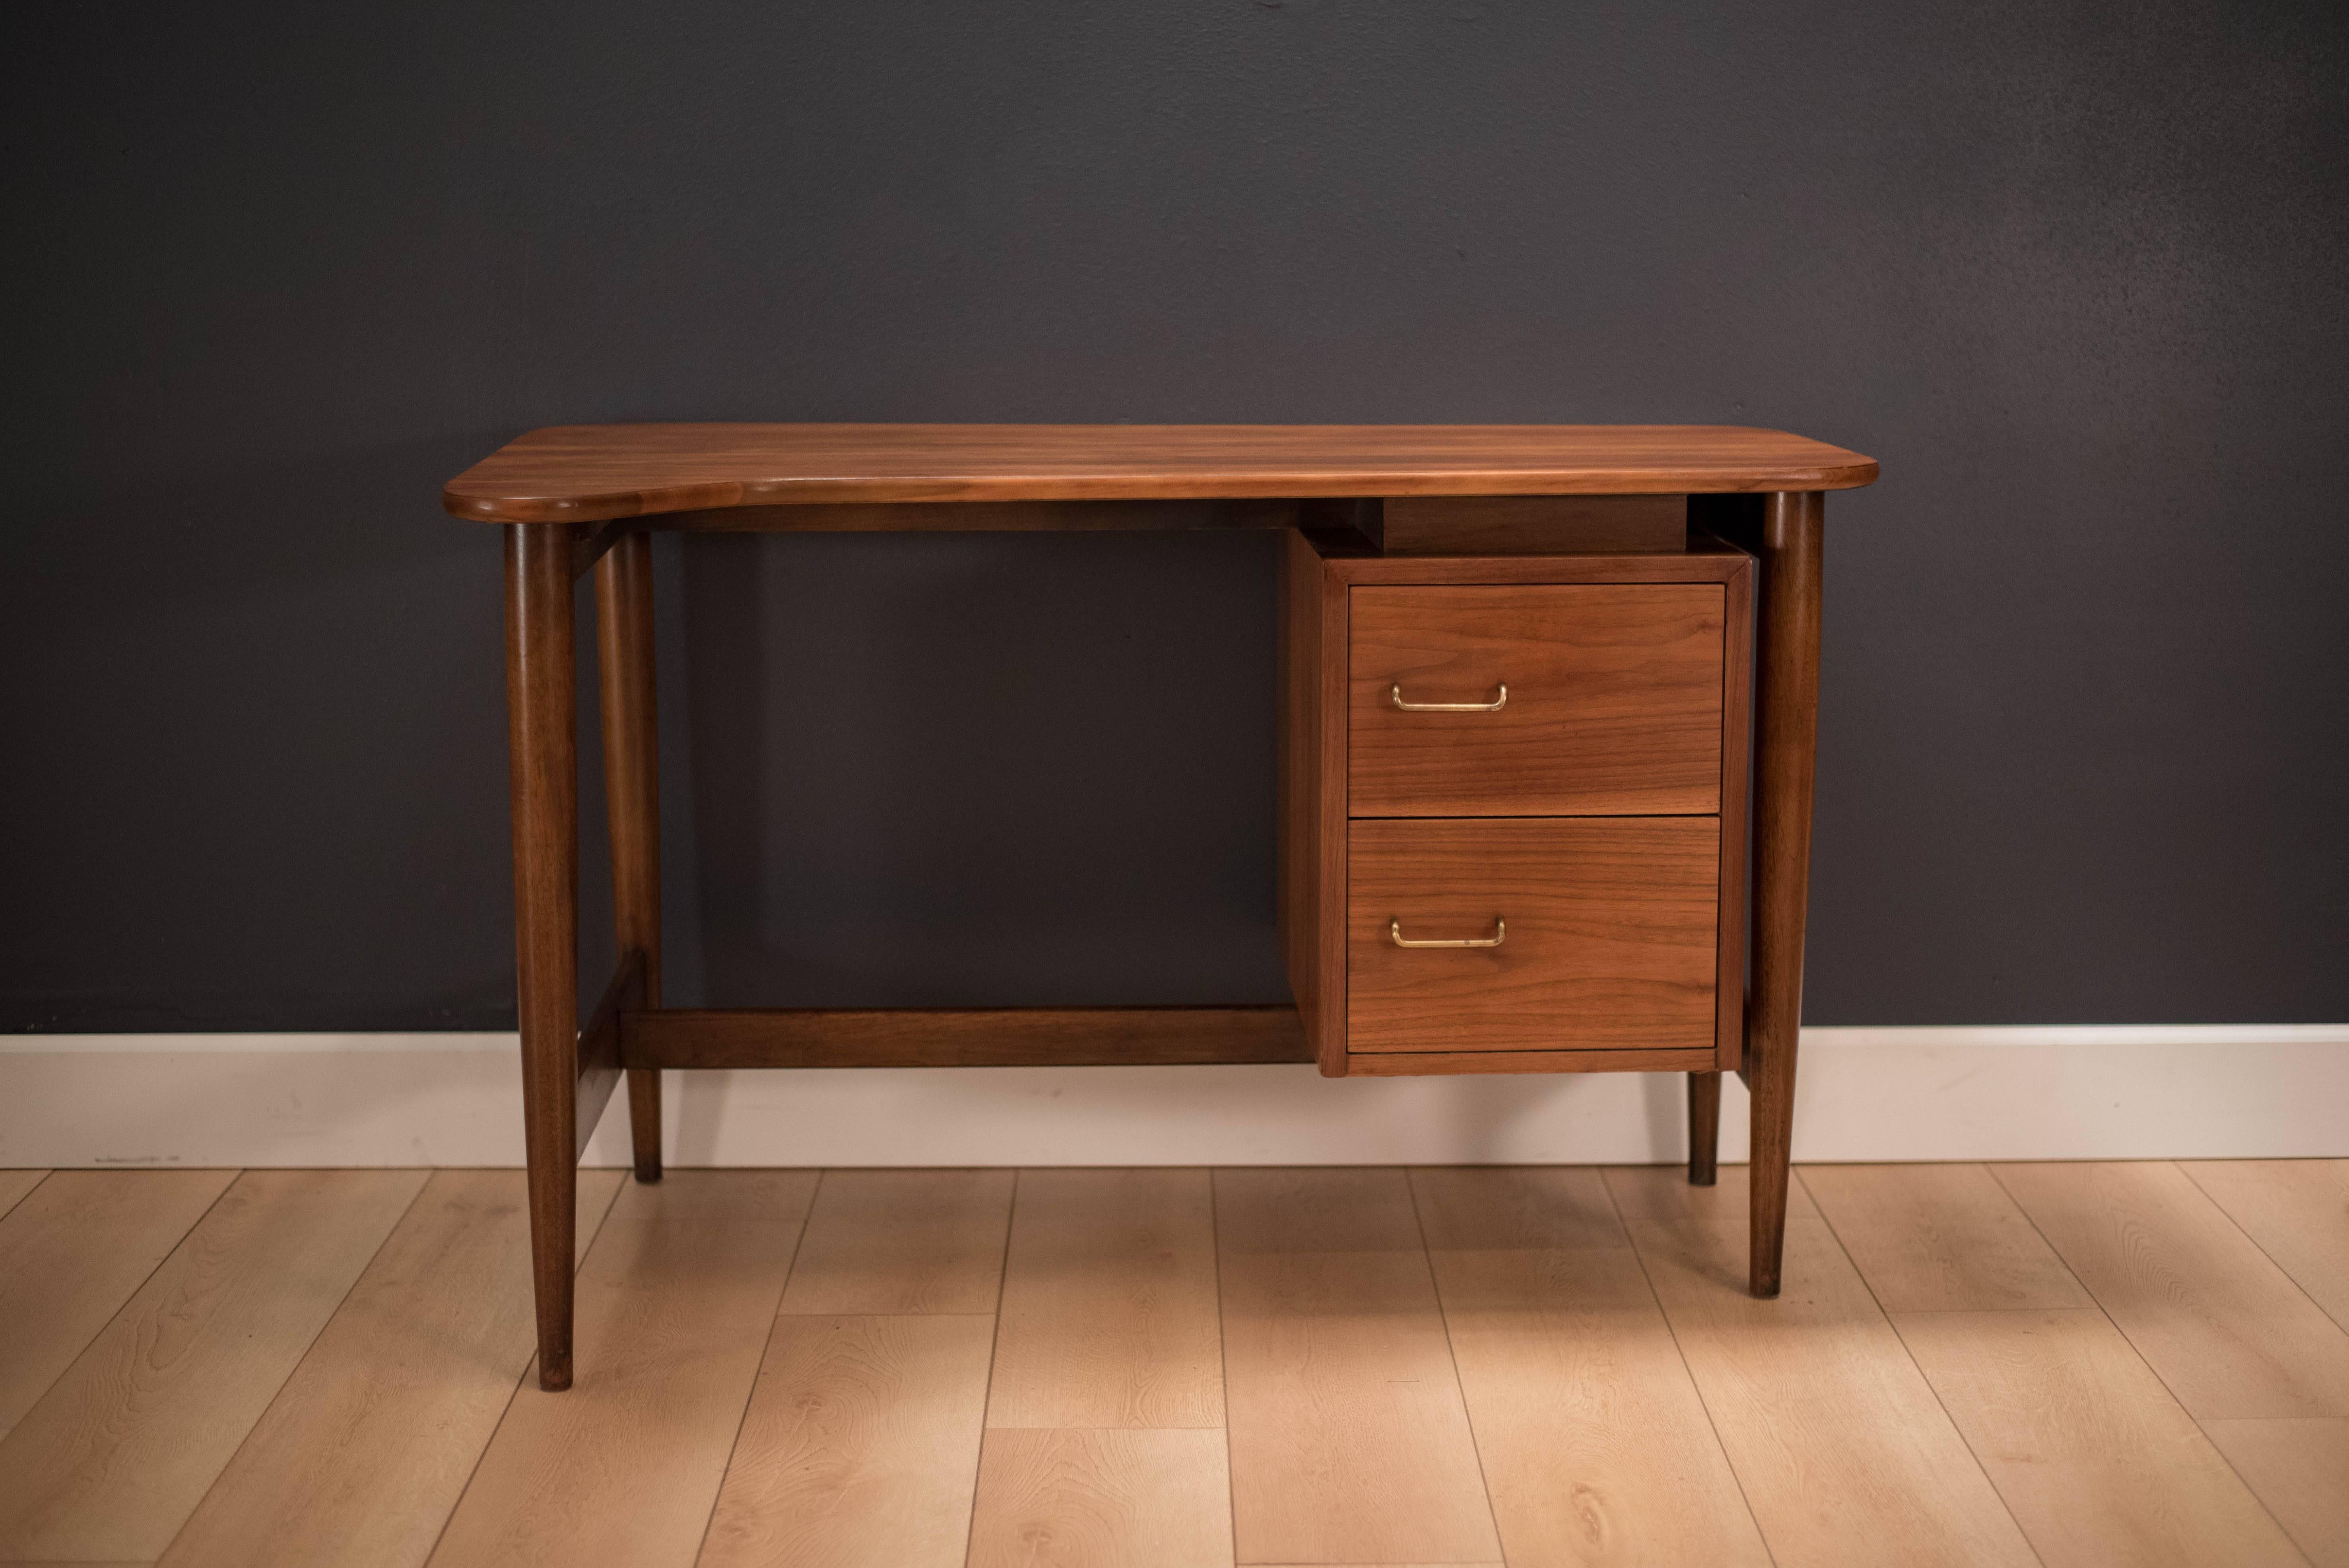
443 424 1878 1389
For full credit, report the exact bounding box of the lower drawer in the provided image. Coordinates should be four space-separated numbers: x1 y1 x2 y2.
1345 817 1720 1056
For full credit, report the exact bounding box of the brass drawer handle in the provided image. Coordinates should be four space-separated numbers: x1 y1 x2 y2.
1390 682 1506 712
1389 917 1506 949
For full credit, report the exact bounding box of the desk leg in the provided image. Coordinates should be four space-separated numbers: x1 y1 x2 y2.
507 522 579 1390
1687 1071 1721 1185
1747 491 1823 1297
595 531 664 1184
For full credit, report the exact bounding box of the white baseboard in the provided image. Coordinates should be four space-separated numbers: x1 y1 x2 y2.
2 1025 2343 1168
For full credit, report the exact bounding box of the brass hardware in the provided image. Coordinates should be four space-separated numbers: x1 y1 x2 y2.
1390 682 1507 712
1389 917 1506 949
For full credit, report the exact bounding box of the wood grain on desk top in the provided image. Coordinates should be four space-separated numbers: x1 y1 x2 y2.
444 423 1879 523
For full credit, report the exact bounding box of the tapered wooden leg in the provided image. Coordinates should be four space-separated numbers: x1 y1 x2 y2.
1687 1071 1720 1185
507 522 580 1390
1747 491 1823 1297
595 531 664 1184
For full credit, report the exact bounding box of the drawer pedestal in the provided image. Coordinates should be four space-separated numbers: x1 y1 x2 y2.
1281 536 1755 1081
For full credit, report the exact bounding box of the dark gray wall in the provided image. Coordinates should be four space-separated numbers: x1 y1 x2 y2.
6 0 2344 1030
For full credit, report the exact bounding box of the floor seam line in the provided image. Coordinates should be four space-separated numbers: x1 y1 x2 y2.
2176 1159 2349 1339
1211 1169 1242 1568
0 1168 53 1224
2019 1160 2333 1558
419 1329 532 1559
152 1169 430 1567
689 1170 826 1568
1806 1165 2048 1568
418 1170 624 1568
1985 1160 2250 1426
6 1166 241 1465
955 1166 1019 1568
1405 1166 1506 1565
1605 1163 1781 1568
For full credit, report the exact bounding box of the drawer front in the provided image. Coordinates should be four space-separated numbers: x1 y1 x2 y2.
1349 584 1725 817
1346 817 1719 1055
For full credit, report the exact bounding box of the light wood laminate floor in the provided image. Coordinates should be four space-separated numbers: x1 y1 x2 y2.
0 1160 2343 1568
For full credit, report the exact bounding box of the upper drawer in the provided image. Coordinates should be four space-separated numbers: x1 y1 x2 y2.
1348 584 1725 817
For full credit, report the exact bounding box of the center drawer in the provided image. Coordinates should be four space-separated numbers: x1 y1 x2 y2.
1348 583 1726 817
1345 816 1720 1056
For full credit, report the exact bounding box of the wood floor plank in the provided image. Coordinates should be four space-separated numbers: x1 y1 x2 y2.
0 1169 428 1563
2202 1417 2349 1568
0 1169 46 1219
156 1168 625 1568
0 1168 239 1438
2181 1160 2349 1332
425 1171 817 1568
1413 1168 1769 1568
697 1314 995 1568
1604 1164 2038 1568
987 1168 1223 1430
1801 1162 2094 1312
1215 1168 1501 1566
1896 1308 2305 1568
966 1428 1232 1568
1411 1163 1627 1252
1996 1160 2349 1419
777 1170 1014 1315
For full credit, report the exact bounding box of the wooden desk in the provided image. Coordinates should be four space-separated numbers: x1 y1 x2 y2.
445 424 1878 1389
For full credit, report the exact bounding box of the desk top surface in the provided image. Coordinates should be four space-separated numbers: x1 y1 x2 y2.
444 423 1878 524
